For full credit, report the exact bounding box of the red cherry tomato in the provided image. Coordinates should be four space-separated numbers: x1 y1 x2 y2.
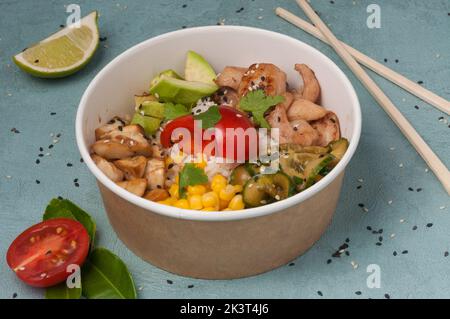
6 218 90 288
160 105 255 161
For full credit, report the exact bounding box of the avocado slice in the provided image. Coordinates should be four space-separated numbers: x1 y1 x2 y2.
150 69 182 89
184 51 217 86
149 75 218 105
134 94 158 109
130 113 161 136
139 101 165 119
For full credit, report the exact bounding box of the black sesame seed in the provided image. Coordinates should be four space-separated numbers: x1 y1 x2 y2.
187 285 194 289
58 196 63 200
36 159 40 164
59 24 65 28
99 36 108 42
50 112 56 116
384 293 390 299
357 185 362 189
39 147 44 152
358 203 364 207
56 133 61 138
157 185 162 189
182 4 187 8
166 279 173 284
168 163 174 169
38 154 44 157
414 105 419 109
236 7 244 13
261 76 266 81
393 251 397 256
330 0 335 3
426 223 433 228
36 180 40 184
412 225 417 230
34 59 39 63
345 238 350 243
378 236 383 242
80 158 84 163
67 163 73 167
345 251 350 256
384 58 388 62
293 126 298 131
317 291 323 296
355 291 362 295
327 259 332 264
12 293 17 299
288 262 295 266
74 182 80 187
378 229 383 234
417 80 423 84
367 226 372 231
439 116 444 120
376 242 382 246
339 243 349 250
408 187 414 191
445 251 449 257
372 230 378 234
395 59 399 63
49 145 54 149
402 250 408 254
181 26 187 29
74 178 78 183
416 188 422 192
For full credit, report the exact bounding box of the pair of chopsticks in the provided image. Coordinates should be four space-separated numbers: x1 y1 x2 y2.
276 0 450 195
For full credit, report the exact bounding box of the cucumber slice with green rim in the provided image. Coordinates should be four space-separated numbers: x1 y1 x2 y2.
245 163 261 175
280 152 319 180
230 165 253 186
304 154 335 187
242 172 293 207
329 138 349 165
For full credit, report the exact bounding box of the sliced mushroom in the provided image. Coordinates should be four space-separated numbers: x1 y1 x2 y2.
215 66 247 91
91 154 124 182
145 158 165 190
295 64 321 103
266 105 318 146
144 189 170 202
116 178 147 197
212 87 240 108
238 63 287 97
310 111 341 146
114 156 147 180
287 98 328 121
92 125 152 160
95 117 127 141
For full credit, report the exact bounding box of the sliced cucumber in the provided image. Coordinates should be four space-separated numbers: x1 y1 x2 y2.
329 138 349 165
242 172 293 207
230 165 253 186
304 154 335 187
280 152 319 180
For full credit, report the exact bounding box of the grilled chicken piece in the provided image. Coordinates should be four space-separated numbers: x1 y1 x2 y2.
116 178 147 197
266 105 318 146
95 117 127 140
92 125 152 160
212 87 240 108
295 64 321 103
287 98 328 121
310 112 340 146
91 154 124 182
114 156 147 180
215 66 247 91
144 189 170 202
279 91 294 111
145 158 165 190
238 63 287 97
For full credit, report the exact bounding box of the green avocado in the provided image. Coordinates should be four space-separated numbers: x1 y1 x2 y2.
130 113 161 136
149 75 218 105
150 69 182 89
184 50 217 86
139 101 165 119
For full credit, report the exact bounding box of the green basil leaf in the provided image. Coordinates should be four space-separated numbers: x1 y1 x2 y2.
45 282 81 299
44 198 96 246
81 248 137 299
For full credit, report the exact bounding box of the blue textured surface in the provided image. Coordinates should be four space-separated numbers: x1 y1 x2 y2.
0 0 449 299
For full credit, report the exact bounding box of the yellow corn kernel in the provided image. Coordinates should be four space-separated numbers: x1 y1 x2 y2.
202 191 219 208
169 184 179 199
188 195 203 210
195 153 207 169
219 199 229 210
233 184 243 193
174 199 190 209
202 207 216 211
228 195 245 210
187 184 206 196
219 185 236 201
158 197 176 206
211 174 227 193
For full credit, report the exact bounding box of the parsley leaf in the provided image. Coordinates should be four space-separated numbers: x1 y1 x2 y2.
178 163 209 198
193 105 221 129
164 103 190 120
239 90 284 128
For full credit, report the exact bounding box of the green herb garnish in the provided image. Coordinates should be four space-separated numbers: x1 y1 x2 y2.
239 90 284 128
193 105 221 129
178 163 209 198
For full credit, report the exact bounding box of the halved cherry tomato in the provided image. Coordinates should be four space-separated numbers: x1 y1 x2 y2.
6 218 89 288
160 105 255 161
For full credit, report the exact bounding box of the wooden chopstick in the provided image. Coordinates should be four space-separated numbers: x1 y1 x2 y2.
275 7 450 116
296 0 450 195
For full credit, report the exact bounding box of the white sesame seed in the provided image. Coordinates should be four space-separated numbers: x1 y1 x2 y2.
402 98 406 102
400 219 405 223
389 147 396 151
351 261 358 269
40 273 47 278
154 93 159 99
436 53 441 58
440 206 446 210
45 153 51 156
53 139 59 144
50 133 54 137
388 200 393 205
399 163 403 168
257 16 263 20
5 175 11 179
390 233 396 238
363 207 369 212
425 168 429 172
357 178 364 183
138 286 143 291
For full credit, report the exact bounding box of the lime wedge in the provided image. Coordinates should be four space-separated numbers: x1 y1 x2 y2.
13 11 99 78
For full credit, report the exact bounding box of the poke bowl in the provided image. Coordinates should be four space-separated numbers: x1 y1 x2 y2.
76 26 361 279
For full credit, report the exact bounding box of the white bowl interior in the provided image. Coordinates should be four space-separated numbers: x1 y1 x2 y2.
77 26 361 221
